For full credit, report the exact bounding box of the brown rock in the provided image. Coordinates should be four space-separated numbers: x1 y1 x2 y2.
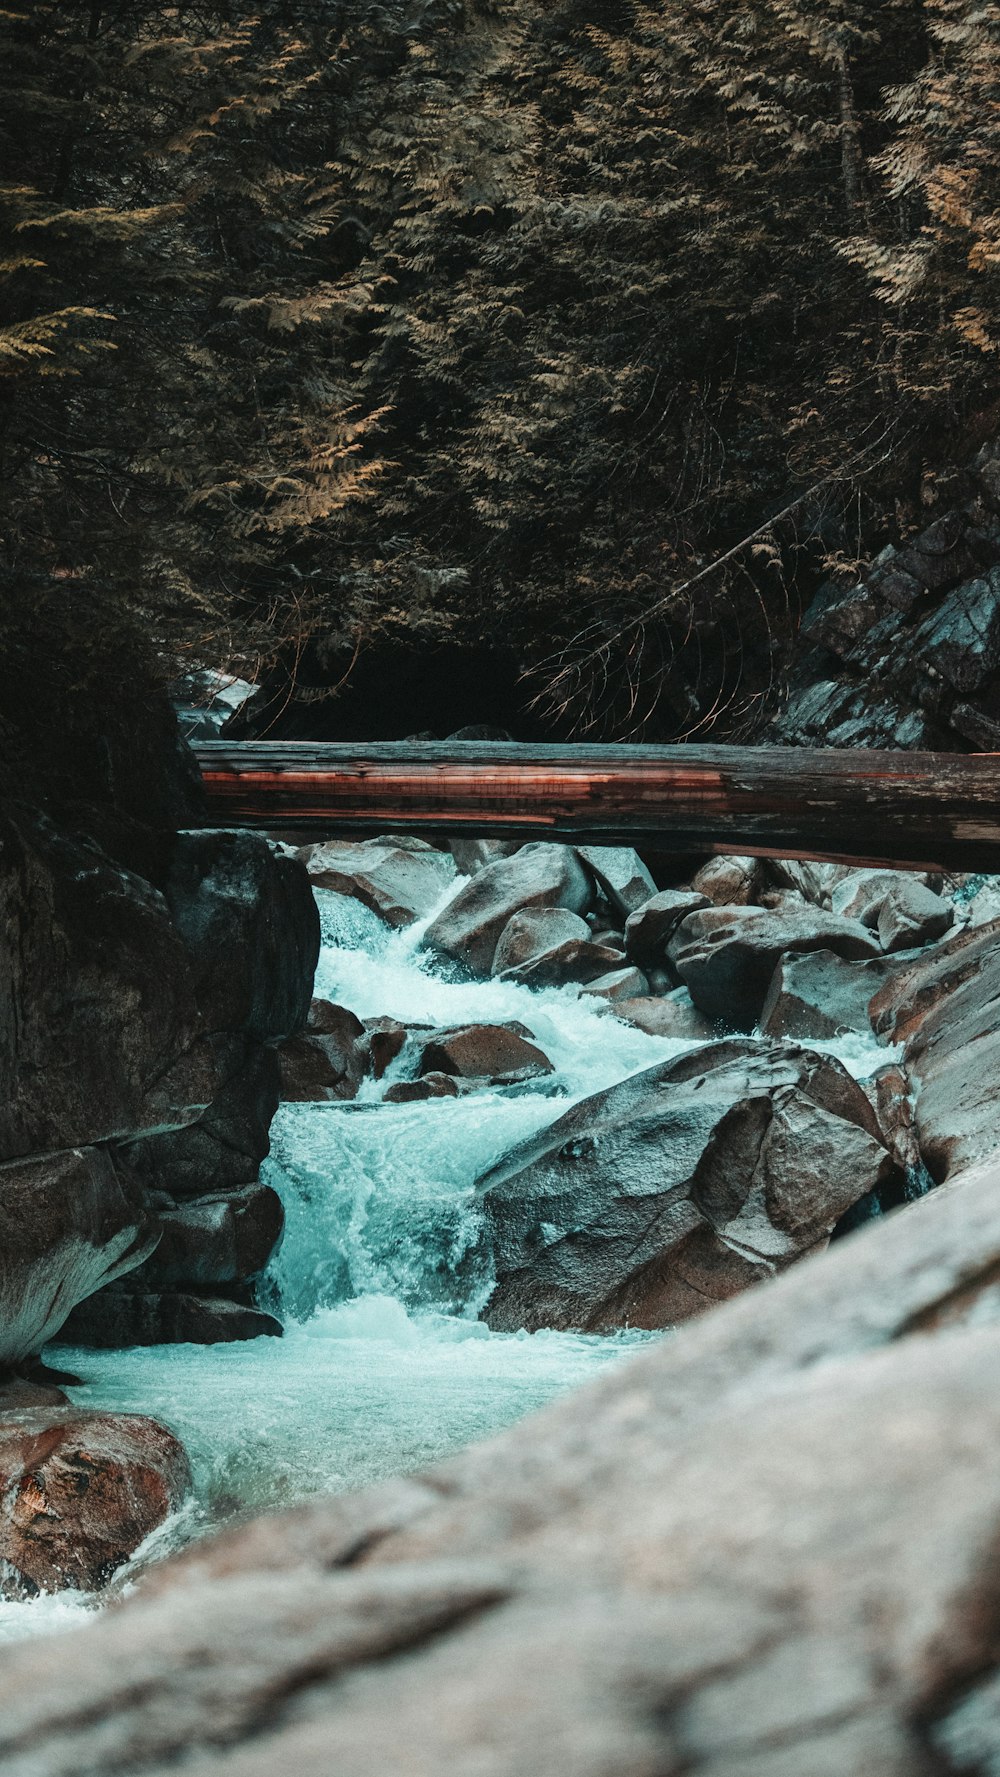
361 1016 410 1079
304 836 455 927
612 992 719 1041
579 966 649 1004
759 948 896 1041
877 879 954 953
0 1409 190 1596
384 1073 460 1105
491 907 591 976
479 1038 896 1332
417 1024 552 1085
278 1004 367 1102
689 853 766 906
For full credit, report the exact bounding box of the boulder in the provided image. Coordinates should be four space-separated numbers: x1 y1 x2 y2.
496 936 627 988
478 1038 897 1332
417 1024 552 1085
303 836 455 928
15 1157 1000 1771
136 1184 284 1288
491 908 591 976
0 809 203 1162
62 1290 282 1347
422 843 592 976
877 879 954 953
907 566 1000 693
624 889 710 967
165 829 319 1040
361 1016 410 1080
767 858 856 907
579 966 649 1004
759 948 895 1041
125 1035 280 1199
830 868 954 952
384 1073 461 1105
874 920 1000 1180
574 846 657 916
612 992 719 1041
689 854 766 907
446 839 523 877
0 1409 191 1597
668 906 882 1030
278 1004 368 1102
0 1147 157 1368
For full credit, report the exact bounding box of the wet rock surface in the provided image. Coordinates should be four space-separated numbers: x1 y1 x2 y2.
423 842 592 976
0 1407 191 1597
12 1157 1000 1774
478 1038 897 1332
301 836 455 928
668 906 882 1029
416 1023 553 1086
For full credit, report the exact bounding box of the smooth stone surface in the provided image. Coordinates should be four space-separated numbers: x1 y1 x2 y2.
689 854 766 907
578 967 649 1004
668 906 882 1030
478 1038 896 1332
0 1409 190 1597
423 843 592 976
574 846 656 916
303 837 455 928
416 1024 552 1085
491 908 591 977
624 890 710 967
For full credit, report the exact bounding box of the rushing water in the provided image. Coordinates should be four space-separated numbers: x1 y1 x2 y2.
3 876 894 1643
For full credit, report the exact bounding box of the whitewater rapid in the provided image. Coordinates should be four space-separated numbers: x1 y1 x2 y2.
3 876 894 1643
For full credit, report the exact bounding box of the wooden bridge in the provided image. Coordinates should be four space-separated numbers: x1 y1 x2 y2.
194 741 1000 872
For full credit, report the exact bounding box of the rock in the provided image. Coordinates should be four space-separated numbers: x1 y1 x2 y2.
689 853 766 906
830 867 954 954
446 839 523 877
877 879 954 953
877 920 1000 1180
768 859 856 907
0 1409 190 1599
497 936 627 988
416 1024 553 1085
15 1152 1000 1772
126 1035 280 1199
278 1003 368 1101
137 1184 284 1288
579 966 649 1004
303 836 455 927
869 918 1000 1046
668 906 881 1030
611 991 719 1041
384 1073 460 1105
0 1147 157 1368
478 1038 897 1332
624 889 710 967
0 808 203 1162
759 948 895 1041
907 567 1000 693
574 846 657 916
869 1064 921 1173
423 843 592 976
361 1016 410 1079
165 829 319 1040
491 908 591 976
62 1291 282 1347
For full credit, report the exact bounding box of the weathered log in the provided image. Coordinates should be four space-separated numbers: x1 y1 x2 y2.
194 741 1000 870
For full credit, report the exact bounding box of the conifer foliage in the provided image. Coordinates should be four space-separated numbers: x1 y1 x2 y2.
1 1 997 737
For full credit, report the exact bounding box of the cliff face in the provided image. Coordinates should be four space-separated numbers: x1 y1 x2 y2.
0 609 320 1369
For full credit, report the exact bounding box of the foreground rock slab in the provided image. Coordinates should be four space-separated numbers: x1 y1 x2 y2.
0 1408 190 1597
9 1162 1000 1774
479 1038 897 1331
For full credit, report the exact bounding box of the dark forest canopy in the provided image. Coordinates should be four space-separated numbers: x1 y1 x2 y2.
3 1 1000 739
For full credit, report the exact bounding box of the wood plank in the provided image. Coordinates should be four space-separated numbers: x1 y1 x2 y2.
193 741 1000 871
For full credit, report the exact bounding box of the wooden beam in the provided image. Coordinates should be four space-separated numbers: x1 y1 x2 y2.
193 741 1000 871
